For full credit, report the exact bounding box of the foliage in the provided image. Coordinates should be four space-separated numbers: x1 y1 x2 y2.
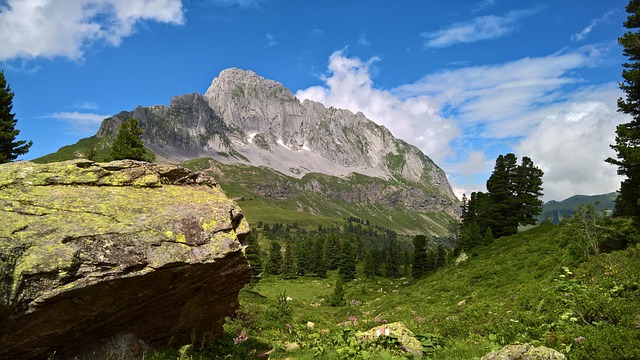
244 233 263 283
462 153 543 242
0 70 31 163
411 235 429 278
109 118 148 161
328 277 345 307
265 241 282 275
607 0 640 221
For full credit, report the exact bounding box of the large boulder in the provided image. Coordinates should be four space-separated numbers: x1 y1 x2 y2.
0 159 252 359
482 343 566 360
355 321 423 358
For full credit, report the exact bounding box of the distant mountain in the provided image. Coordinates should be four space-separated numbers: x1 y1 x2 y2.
538 192 617 223
37 68 459 235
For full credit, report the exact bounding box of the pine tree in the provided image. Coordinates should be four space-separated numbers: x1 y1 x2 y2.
363 250 376 279
328 277 345 307
385 237 401 278
244 233 263 282
266 241 282 275
281 241 296 278
484 227 495 244
338 237 357 281
0 70 32 163
324 233 341 270
486 153 520 237
515 156 544 225
606 0 640 220
109 118 147 161
412 235 429 278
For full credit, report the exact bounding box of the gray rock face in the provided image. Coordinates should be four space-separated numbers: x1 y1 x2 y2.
96 68 459 214
0 160 251 359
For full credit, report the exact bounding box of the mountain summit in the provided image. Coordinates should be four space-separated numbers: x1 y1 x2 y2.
91 68 459 229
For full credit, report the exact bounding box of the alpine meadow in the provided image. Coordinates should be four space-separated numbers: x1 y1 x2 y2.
0 1 639 359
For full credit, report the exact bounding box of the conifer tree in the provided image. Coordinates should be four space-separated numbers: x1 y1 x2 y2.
266 241 282 275
324 233 341 270
338 237 357 281
412 235 429 278
244 233 263 282
385 237 401 278
109 118 147 161
281 241 296 278
0 70 31 163
328 277 345 307
607 0 640 220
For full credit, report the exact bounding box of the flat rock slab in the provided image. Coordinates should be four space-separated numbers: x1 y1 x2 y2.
0 159 251 359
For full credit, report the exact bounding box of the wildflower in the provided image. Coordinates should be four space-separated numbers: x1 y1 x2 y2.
348 316 358 324
604 271 611 276
285 323 293 332
306 321 315 330
233 330 248 345
574 336 585 343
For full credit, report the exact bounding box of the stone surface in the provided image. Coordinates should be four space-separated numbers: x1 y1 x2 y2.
355 321 423 358
0 159 251 359
96 68 459 217
481 343 566 360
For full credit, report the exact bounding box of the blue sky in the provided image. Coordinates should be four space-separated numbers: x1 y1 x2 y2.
0 0 631 201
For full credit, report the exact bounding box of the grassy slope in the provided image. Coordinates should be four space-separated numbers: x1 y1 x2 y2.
181 157 453 236
156 223 640 359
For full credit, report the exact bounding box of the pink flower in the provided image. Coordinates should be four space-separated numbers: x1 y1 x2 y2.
233 330 248 345
574 336 585 343
348 316 358 324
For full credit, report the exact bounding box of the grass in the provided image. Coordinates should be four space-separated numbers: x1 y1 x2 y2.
148 222 640 359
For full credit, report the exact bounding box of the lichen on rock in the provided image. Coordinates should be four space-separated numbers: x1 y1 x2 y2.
481 343 566 360
355 321 423 358
0 159 251 359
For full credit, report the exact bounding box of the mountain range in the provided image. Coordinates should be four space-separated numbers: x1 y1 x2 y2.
37 68 460 236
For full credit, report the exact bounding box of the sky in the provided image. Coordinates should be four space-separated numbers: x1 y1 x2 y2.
0 0 632 201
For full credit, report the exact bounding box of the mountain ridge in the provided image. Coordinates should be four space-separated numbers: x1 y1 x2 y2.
45 68 461 233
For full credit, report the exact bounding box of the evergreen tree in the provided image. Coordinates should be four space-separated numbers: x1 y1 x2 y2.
363 250 376 279
435 244 447 269
385 237 401 278
310 236 327 277
0 70 32 163
109 118 147 161
265 241 282 275
244 233 263 282
338 237 357 281
281 241 296 278
606 0 640 220
486 153 520 237
412 235 429 278
328 277 345 307
515 156 544 225
460 220 483 250
324 233 341 270
484 227 495 244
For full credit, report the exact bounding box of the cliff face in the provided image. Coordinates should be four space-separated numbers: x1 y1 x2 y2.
0 159 251 359
96 68 459 217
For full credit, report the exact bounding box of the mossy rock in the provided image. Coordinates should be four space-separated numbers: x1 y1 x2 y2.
355 321 423 357
482 343 566 360
0 159 251 359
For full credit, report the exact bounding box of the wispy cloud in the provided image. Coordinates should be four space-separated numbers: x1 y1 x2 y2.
208 0 265 7
0 0 184 61
47 111 110 135
358 34 370 46
265 33 277 47
297 49 626 201
74 101 99 111
421 8 541 48
572 10 617 42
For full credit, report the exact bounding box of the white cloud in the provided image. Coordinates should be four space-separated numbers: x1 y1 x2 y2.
515 84 627 201
572 10 616 42
48 111 110 134
0 0 184 61
295 50 460 163
422 8 540 48
358 34 370 46
297 48 624 201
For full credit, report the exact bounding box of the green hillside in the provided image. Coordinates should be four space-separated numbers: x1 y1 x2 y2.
151 222 640 359
179 157 453 236
539 193 617 223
